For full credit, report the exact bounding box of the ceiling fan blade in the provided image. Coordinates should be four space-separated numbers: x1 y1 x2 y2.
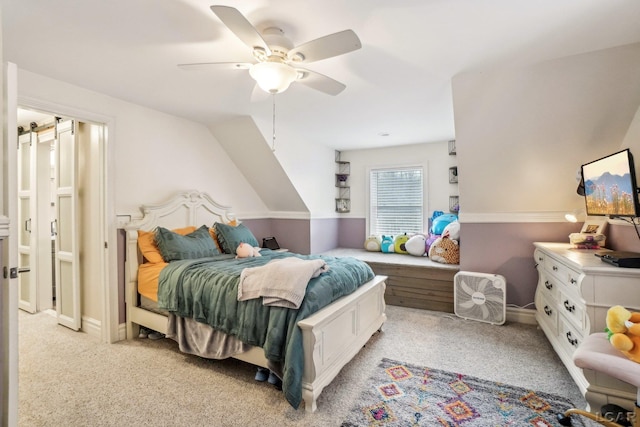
295 68 346 96
177 62 252 71
210 6 271 56
287 30 361 64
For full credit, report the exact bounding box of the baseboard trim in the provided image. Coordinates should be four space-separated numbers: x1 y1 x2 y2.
506 306 537 325
81 315 102 338
118 322 127 341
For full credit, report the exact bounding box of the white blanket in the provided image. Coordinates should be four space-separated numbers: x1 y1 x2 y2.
237 257 329 309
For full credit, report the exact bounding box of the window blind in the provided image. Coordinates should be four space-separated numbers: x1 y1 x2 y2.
370 167 423 235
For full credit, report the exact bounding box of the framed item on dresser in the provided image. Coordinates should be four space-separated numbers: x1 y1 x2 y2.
580 219 606 234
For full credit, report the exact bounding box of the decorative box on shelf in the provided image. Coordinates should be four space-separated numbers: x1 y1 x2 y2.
449 196 459 213
335 198 350 213
448 139 456 155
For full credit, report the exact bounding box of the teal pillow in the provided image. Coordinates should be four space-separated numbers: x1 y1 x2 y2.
214 222 259 254
155 225 220 262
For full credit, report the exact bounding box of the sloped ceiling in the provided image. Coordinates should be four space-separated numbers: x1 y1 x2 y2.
5 0 640 151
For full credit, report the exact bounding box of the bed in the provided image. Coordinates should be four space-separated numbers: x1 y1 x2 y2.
123 190 387 412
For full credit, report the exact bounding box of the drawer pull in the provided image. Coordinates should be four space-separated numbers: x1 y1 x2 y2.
538 256 543 262
570 278 577 285
545 281 553 290
552 266 558 271
544 306 553 316
566 331 579 347
564 300 575 313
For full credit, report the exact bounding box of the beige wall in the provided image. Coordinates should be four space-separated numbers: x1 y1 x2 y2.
453 43 640 217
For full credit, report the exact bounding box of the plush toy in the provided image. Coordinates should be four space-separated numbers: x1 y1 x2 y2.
442 220 460 241
405 234 427 256
364 235 382 252
394 233 410 254
605 305 640 363
381 235 395 253
235 242 262 258
428 236 460 264
431 213 458 235
425 233 440 254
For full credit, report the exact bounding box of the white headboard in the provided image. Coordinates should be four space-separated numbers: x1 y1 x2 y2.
124 190 234 282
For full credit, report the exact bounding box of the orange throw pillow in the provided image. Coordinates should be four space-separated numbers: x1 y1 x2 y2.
137 226 196 263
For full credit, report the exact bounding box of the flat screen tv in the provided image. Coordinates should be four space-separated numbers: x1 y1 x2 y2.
581 149 640 218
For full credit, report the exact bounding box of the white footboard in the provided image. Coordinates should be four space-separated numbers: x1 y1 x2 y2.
298 275 387 412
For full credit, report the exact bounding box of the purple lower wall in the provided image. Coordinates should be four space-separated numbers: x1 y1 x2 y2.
242 218 311 255
338 218 367 249
460 222 582 308
117 216 640 324
310 218 339 254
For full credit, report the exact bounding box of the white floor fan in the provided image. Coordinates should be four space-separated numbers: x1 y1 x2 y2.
454 271 507 325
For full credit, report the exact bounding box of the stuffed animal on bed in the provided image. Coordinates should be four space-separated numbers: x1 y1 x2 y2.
606 305 640 363
236 242 262 258
428 236 460 264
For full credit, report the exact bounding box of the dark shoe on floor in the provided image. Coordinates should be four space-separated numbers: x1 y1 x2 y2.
268 372 282 390
254 367 269 382
148 331 165 340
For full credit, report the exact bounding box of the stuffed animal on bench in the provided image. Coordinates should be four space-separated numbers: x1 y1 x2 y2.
428 236 460 264
364 235 382 252
381 235 395 253
405 234 428 256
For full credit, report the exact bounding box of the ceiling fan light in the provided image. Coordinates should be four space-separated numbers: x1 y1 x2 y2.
249 61 297 94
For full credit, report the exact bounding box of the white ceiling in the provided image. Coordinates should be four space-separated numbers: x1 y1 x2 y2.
5 0 640 150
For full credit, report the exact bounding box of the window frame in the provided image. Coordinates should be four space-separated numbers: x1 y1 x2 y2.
366 164 427 236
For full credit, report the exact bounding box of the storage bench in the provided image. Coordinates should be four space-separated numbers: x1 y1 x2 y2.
321 248 459 313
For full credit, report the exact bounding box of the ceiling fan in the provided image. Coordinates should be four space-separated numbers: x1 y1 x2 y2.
178 5 362 95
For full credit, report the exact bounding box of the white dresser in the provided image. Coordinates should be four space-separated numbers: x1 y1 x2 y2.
533 242 640 411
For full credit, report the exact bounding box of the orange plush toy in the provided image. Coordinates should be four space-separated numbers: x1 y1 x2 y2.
606 305 640 363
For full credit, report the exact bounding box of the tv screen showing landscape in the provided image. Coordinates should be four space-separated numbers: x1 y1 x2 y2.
582 149 639 217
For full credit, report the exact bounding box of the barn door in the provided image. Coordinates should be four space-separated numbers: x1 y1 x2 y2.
17 131 36 313
54 119 81 330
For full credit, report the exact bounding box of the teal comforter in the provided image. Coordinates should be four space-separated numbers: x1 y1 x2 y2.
157 250 374 409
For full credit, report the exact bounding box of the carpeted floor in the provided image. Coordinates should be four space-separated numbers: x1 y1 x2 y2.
18 306 599 426
340 358 586 426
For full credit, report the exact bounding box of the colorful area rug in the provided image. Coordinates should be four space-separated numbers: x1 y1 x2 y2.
341 358 585 426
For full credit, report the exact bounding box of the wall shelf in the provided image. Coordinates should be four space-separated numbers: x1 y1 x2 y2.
335 153 350 212
448 141 458 213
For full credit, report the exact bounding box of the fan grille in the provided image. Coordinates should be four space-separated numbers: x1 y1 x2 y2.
454 272 506 325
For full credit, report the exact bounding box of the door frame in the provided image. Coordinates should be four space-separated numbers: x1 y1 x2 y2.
18 95 119 344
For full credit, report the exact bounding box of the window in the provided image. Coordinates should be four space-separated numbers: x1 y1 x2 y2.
369 166 424 235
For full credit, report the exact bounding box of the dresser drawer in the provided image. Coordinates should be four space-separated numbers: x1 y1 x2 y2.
537 291 558 336
559 318 582 357
558 289 584 330
544 255 581 286
539 273 559 300
534 249 546 266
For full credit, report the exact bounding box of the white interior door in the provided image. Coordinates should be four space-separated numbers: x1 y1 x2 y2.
54 119 81 330
35 128 55 312
17 132 36 313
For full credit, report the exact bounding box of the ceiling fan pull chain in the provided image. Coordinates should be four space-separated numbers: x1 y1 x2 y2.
272 94 276 152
